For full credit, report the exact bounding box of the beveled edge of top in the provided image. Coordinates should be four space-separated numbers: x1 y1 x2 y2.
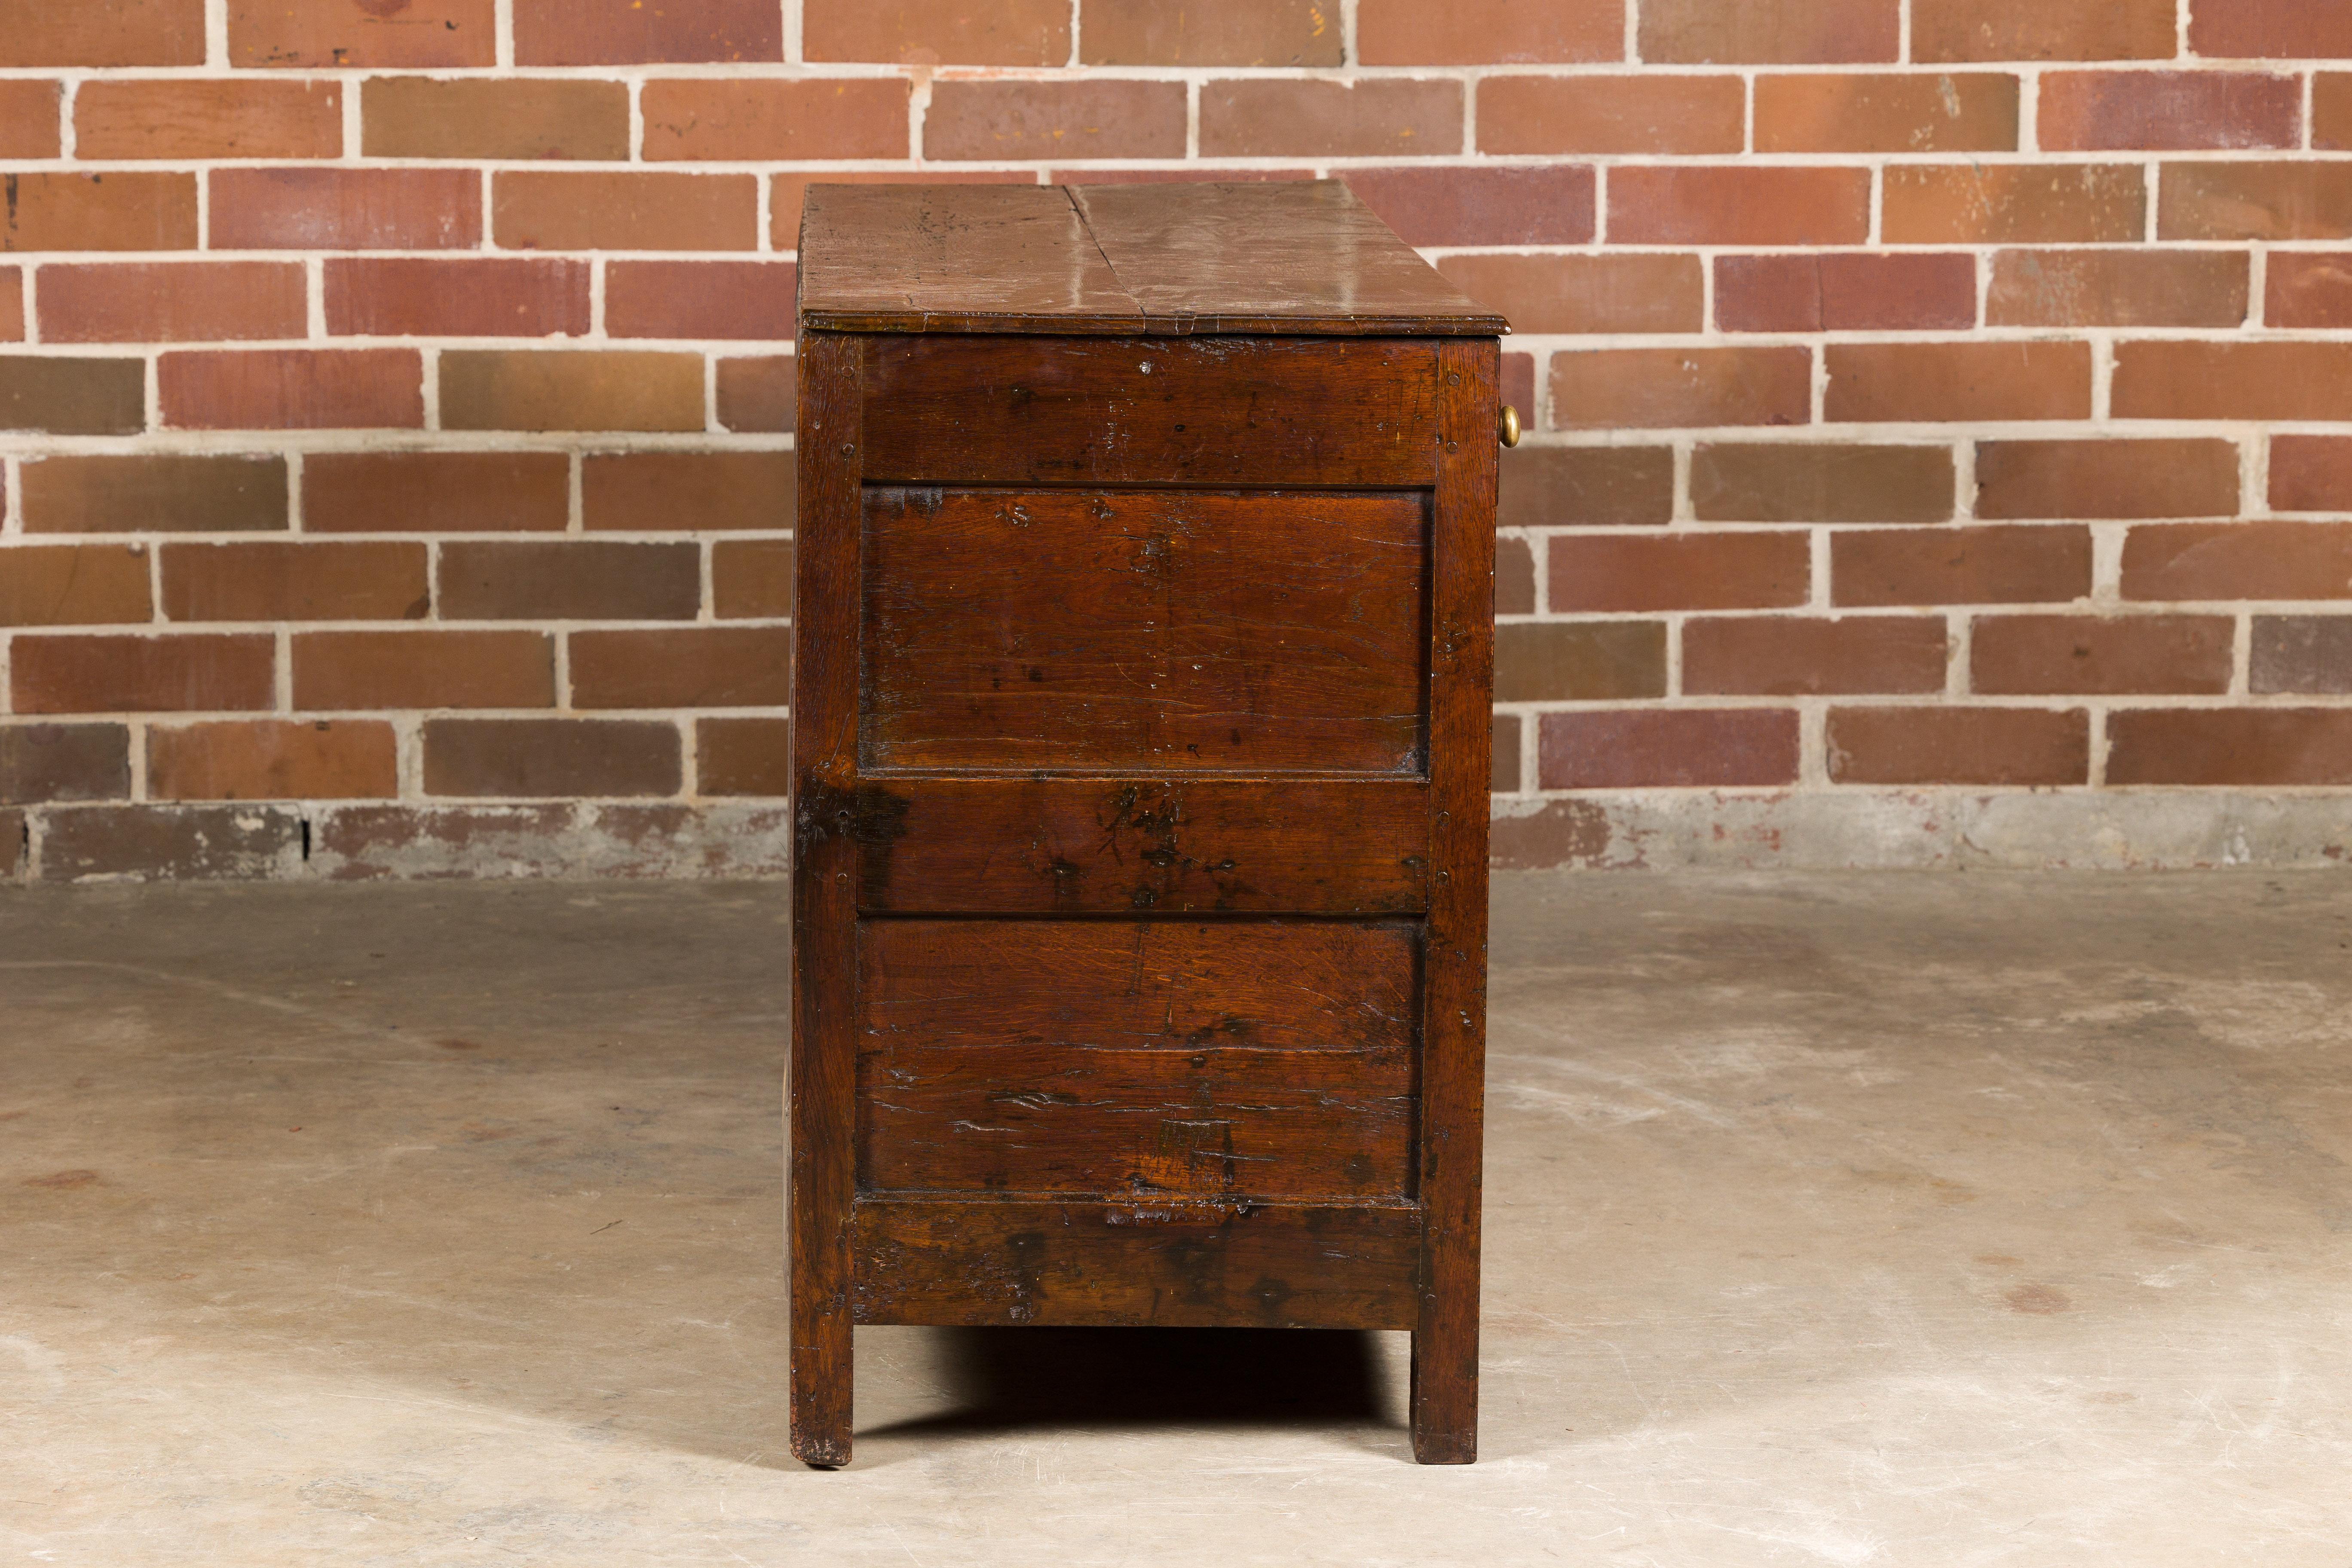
797 181 1510 338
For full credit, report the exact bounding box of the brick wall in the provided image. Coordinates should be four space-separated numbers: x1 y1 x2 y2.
4 0 2352 879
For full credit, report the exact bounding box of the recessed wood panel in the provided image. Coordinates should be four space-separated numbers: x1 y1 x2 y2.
862 487 1429 773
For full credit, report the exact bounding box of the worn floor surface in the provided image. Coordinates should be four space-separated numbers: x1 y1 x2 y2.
3 873 2349 1565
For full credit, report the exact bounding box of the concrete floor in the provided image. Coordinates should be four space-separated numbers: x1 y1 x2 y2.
3 873 2350 1566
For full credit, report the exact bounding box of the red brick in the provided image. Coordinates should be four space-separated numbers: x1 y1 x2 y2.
1502 352 1537 427
0 80 62 157
1498 447 1675 529
0 545 153 627
439 352 704 433
584 453 796 533
2040 70 2300 150
570 626 793 708
1550 533 1810 611
717 357 795 434
1834 526 2092 606
1490 714 1522 794
159 349 423 432
2108 710 2352 786
1203 79 1467 159
294 630 555 710
926 82 1187 161
772 171 1036 247
1913 0 2177 61
2189 1 2352 58
606 262 796 342
2115 340 2352 421
2159 163 2352 240
1827 707 2088 785
698 717 792 796
230 0 494 67
4 0 204 66
422 718 681 797
1884 164 2146 243
1359 0 1621 63
2251 617 2352 694
1684 616 1949 694
438 541 701 621
805 0 1068 65
1044 167 1315 187
1435 254 1701 334
1497 538 1537 615
362 78 630 161
2271 436 2352 511
0 173 198 253
39 263 307 345
1538 709 1800 789
713 538 795 619
1551 348 1813 431
0 267 22 342
1976 439 2242 519
1715 254 1976 332
642 78 910 161
1972 614 2234 694
210 169 480 251
1691 444 1956 523
1826 342 2092 423
1610 166 1870 245
0 358 146 436
494 172 758 251
1640 0 1897 62
161 541 428 622
1342 167 1595 245
1988 249 2248 327
2122 522 2352 601
1755 73 2018 152
148 720 395 801
22 455 288 534
1493 622 1666 701
11 634 274 714
0 725 131 806
514 0 781 65
303 452 570 534
2318 75 2352 149
1085 0 1343 65
1488 77 1741 159
74 80 341 160
325 258 589 340
2264 253 2352 328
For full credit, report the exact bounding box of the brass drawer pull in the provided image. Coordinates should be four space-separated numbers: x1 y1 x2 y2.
1498 404 1521 448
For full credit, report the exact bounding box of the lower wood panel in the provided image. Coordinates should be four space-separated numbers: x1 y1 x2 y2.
851 1197 1422 1329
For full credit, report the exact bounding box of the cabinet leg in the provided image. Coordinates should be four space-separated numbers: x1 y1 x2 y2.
1409 1320 1478 1465
790 1317 853 1468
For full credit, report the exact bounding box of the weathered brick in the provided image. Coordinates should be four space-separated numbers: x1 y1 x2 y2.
1642 0 1895 61
1497 538 1537 614
22 455 288 534
2189 1 2352 59
514 0 781 65
1692 444 1955 523
2122 522 2352 601
1972 614 2235 694
1611 166 1870 245
0 80 63 157
162 541 428 623
0 545 152 626
1198 79 1463 159
303 452 570 534
2159 163 2352 240
0 725 131 806
230 0 494 67
584 453 795 533
1684 616 1949 694
1498 447 1674 529
438 541 701 621
1359 0 1622 63
324 258 590 339
1912 0 2177 61
1435 254 1701 334
12 634 275 714
717 357 795 434
712 539 795 619
0 267 20 342
1475 74 1744 155
0 173 198 253
1825 342 2093 423
39 804 301 880
495 172 757 251
2317 75 2352 149
2251 618 2352 694
1493 622 1667 701
1502 352 1537 426
211 168 480 250
773 171 1037 246
570 627 793 708
2108 710 2352 786
2263 253 2352 328
148 720 396 801
159 349 423 431
1539 709 1801 789
5 0 204 66
2271 436 2352 511
805 0 1068 65
1085 0 1341 65
1755 73 2019 152
698 717 792 795
0 358 147 435
294 630 555 710
423 718 681 797
606 262 796 341
2114 340 2352 421
1550 533 1810 611
39 262 307 345
642 79 910 162
1988 249 2249 327
1552 347 1813 431
1827 707 2088 785
439 352 704 433
926 81 1187 161
362 78 630 161
1834 526 2092 606
1976 439 2242 519
74 80 341 159
2040 70 2301 150
1490 714 1522 795
1884 164 2146 243
1343 167 1595 245
1715 254 1976 332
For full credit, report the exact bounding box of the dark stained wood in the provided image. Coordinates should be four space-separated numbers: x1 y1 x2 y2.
850 776 1431 916
860 335 1442 489
862 487 1429 774
851 1197 1422 1328
857 920 1418 1200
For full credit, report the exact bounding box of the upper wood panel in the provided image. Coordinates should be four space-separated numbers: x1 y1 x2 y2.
799 181 1508 337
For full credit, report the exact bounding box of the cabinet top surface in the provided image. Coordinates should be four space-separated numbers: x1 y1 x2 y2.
797 181 1510 338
